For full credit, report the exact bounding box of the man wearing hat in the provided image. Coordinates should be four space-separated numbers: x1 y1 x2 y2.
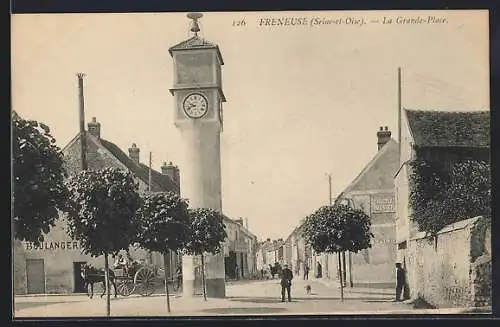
280 263 294 302
395 262 406 301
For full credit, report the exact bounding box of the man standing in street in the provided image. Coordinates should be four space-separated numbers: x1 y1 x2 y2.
395 262 405 301
280 264 293 302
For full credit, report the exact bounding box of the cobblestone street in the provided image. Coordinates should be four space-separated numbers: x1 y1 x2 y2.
14 278 482 317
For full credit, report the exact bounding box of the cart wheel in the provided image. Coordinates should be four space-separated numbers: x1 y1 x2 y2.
134 267 156 297
117 279 134 297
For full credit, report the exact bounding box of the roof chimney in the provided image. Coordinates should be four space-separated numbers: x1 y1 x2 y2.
128 143 140 164
377 126 391 151
161 161 180 185
87 117 101 139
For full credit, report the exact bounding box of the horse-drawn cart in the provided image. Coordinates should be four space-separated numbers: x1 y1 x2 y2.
114 263 156 297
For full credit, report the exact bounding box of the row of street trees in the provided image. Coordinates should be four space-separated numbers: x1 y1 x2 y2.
12 113 227 316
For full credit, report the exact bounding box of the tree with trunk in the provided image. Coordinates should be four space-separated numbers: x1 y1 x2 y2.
65 167 141 317
135 191 190 313
302 204 373 301
12 112 69 245
184 208 227 301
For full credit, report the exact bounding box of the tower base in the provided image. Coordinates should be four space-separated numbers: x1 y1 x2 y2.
182 278 226 298
181 254 226 298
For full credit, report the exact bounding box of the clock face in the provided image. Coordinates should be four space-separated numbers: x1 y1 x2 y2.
183 93 208 119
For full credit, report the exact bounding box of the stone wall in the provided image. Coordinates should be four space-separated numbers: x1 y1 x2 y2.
407 216 491 308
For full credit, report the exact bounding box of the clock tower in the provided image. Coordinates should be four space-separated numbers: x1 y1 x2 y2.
169 13 226 298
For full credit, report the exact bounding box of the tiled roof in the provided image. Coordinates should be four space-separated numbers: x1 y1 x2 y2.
99 138 179 193
405 109 490 148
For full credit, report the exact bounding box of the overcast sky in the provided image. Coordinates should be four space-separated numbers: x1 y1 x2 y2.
12 10 489 241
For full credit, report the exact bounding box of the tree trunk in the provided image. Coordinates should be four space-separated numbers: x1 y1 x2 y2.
104 253 111 317
342 251 347 287
338 252 344 302
163 252 171 313
200 253 207 301
348 251 353 287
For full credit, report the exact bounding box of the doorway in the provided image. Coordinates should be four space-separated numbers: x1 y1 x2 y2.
73 261 87 293
240 254 245 278
225 251 237 279
26 259 45 294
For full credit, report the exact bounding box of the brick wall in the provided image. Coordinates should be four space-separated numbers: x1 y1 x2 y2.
407 216 491 308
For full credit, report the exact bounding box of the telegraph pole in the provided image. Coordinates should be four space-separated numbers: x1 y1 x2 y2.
397 67 402 155
328 174 332 205
77 73 88 171
148 152 153 192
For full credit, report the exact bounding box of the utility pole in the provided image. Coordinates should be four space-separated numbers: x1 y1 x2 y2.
328 173 332 205
77 73 88 171
397 67 402 155
148 152 152 192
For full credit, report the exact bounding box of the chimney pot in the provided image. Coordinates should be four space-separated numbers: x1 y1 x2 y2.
161 160 180 186
128 143 140 164
87 117 101 139
377 126 391 151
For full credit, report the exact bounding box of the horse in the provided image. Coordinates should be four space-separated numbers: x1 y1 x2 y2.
80 264 118 299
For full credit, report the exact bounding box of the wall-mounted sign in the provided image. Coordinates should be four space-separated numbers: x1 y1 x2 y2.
25 241 80 251
371 195 395 213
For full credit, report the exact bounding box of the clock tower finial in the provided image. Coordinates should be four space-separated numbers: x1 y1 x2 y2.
187 12 203 36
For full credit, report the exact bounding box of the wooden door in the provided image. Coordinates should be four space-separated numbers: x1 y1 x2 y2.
26 259 45 294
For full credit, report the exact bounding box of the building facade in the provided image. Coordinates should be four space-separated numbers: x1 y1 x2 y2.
394 109 490 298
284 226 312 277
255 239 271 273
13 118 182 295
222 217 258 280
286 127 399 286
335 127 400 287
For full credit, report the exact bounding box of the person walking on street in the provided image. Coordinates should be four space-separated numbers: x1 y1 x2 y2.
316 262 322 278
280 264 293 302
395 263 405 301
303 264 309 280
175 265 182 291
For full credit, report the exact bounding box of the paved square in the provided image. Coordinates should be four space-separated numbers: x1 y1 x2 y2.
14 279 455 317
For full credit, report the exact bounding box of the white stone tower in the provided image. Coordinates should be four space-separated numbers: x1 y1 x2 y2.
168 13 226 298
